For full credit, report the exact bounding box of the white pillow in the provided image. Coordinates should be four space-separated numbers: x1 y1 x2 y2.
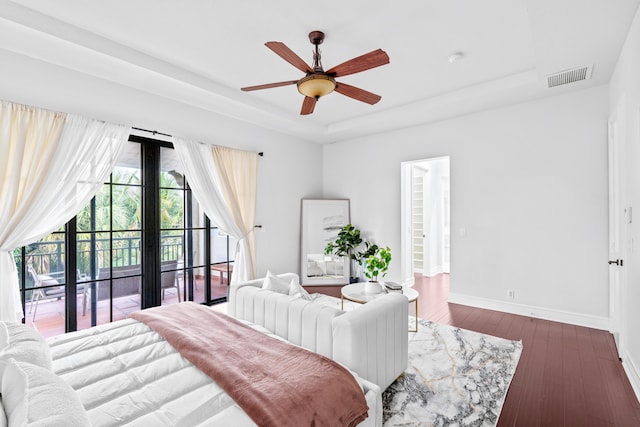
262 270 291 294
0 395 7 427
0 322 52 379
1 359 90 427
288 279 312 301
0 323 6 350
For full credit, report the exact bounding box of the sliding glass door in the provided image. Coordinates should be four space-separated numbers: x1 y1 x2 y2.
16 137 234 336
76 141 142 328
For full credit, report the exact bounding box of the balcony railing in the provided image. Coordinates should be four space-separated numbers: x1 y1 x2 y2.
15 235 184 285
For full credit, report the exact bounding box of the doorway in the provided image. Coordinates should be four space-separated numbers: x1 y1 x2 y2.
401 157 450 283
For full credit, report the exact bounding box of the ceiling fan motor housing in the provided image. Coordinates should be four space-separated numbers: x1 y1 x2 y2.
308 30 325 45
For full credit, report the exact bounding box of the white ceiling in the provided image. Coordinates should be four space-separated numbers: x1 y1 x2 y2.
0 0 638 143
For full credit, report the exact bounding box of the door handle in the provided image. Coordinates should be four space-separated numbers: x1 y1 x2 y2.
609 259 624 266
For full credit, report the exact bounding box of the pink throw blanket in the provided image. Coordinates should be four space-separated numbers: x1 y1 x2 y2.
130 302 368 427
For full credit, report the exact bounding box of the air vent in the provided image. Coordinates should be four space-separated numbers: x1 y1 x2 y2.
547 65 592 88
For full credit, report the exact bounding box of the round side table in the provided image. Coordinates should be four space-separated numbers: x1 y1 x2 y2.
341 283 419 332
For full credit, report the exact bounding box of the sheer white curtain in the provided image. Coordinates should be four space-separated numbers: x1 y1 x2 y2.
212 146 258 281
172 138 258 284
0 101 130 322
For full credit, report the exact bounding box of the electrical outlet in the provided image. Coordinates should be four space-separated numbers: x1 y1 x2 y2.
507 290 514 299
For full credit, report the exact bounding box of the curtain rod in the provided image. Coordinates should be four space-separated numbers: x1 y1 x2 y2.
132 126 172 138
131 126 264 157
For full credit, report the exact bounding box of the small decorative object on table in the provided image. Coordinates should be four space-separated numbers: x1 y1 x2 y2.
364 246 391 294
383 281 403 294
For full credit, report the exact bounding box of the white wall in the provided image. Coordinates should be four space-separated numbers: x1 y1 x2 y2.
0 50 323 277
324 85 609 325
610 5 640 400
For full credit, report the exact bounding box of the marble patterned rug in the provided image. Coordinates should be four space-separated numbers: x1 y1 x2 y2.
382 319 522 426
310 294 522 426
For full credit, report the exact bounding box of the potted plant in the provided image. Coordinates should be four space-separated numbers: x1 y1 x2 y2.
363 246 392 293
324 224 377 283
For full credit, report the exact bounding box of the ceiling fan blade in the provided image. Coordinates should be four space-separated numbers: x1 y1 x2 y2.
334 81 381 105
326 49 390 77
241 80 298 91
300 96 317 115
265 42 314 74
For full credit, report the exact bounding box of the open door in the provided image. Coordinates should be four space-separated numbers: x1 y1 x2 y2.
401 157 450 282
608 100 627 359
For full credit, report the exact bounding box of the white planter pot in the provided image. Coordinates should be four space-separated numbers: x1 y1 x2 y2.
365 281 382 294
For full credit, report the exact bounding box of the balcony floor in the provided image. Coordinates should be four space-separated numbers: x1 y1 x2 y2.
25 277 228 338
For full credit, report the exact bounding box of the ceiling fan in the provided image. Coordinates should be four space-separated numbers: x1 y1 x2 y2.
241 31 390 115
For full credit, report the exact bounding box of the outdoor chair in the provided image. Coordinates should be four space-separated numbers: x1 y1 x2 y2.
27 265 65 321
173 258 199 293
161 260 180 302
28 265 92 321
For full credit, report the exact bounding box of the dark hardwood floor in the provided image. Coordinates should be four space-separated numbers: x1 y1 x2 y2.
307 274 640 426
414 274 640 427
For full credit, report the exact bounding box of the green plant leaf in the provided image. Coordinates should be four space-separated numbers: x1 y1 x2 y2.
363 245 391 281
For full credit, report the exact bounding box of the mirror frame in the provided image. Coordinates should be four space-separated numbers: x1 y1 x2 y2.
300 199 350 285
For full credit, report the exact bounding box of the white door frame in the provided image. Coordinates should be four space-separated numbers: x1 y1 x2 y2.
400 161 414 284
400 156 450 284
608 98 627 357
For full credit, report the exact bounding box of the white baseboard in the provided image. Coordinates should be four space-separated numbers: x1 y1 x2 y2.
430 266 444 277
447 292 610 330
622 349 640 404
417 266 445 278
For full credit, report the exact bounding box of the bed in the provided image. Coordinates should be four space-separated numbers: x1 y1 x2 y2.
1 314 377 426
0 272 408 426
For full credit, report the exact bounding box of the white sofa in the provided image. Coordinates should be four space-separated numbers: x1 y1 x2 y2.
228 273 408 391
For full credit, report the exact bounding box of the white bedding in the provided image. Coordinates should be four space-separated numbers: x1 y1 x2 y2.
47 315 380 427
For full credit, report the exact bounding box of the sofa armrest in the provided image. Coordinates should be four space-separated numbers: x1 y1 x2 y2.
226 278 262 317
332 293 408 390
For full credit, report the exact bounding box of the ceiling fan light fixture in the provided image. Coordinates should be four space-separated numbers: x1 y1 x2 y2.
297 74 336 99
